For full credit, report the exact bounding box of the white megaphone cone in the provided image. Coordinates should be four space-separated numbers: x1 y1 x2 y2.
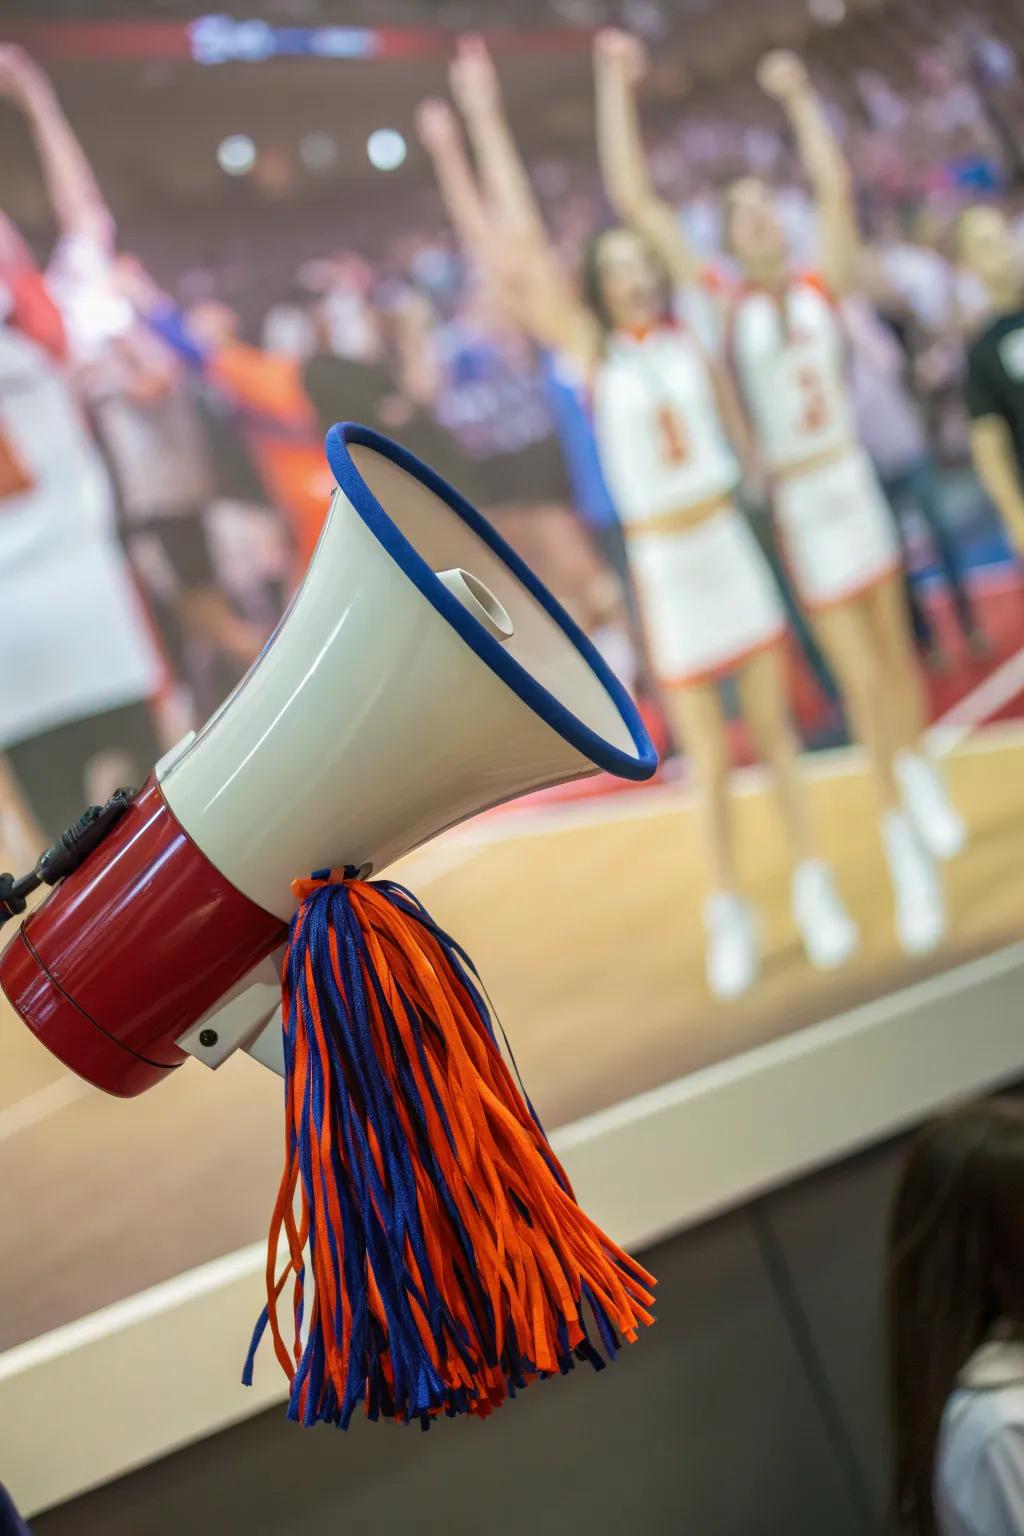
0 424 656 1096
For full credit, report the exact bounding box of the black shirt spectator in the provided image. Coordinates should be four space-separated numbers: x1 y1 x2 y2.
966 309 1024 474
302 351 490 506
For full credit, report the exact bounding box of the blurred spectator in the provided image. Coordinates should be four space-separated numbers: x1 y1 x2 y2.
156 295 333 576
889 1099 1024 1536
302 281 491 500
960 203 1024 560
0 46 266 728
844 292 986 664
877 208 962 335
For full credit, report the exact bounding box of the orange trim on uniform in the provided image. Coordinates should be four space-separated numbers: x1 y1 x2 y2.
8 266 67 362
798 559 902 614
698 261 733 297
617 313 683 345
772 439 855 483
657 626 788 692
737 268 836 306
793 269 838 309
772 481 902 617
727 266 836 364
624 489 736 538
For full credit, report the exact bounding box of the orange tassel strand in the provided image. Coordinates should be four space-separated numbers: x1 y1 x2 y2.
244 869 655 1427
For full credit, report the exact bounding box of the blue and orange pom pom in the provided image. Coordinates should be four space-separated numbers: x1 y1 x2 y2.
244 868 655 1427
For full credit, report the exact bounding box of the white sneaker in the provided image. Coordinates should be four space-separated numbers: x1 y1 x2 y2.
881 810 946 955
705 893 759 1001
791 859 859 971
895 750 966 861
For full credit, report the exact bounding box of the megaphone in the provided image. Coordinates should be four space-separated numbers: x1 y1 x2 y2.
0 423 659 1428
0 423 656 1098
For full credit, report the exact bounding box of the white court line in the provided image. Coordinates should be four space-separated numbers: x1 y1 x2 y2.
0 1074 93 1145
928 643 1024 752
0 1241 266 1381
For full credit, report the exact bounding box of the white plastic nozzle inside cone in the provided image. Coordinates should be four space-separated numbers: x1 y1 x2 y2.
435 568 514 644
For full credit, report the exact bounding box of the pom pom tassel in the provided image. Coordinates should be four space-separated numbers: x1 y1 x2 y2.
244 869 655 1427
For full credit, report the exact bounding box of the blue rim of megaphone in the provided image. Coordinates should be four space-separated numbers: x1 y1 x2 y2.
325 422 658 783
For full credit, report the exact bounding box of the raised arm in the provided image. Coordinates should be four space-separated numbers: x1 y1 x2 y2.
757 50 859 295
416 86 597 370
0 46 114 252
447 33 551 261
415 98 500 269
593 29 700 288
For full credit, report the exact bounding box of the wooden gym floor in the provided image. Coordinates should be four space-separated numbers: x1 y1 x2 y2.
1 725 1022 1352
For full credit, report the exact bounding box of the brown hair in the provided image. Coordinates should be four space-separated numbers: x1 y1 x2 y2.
888 1098 1024 1535
581 226 672 337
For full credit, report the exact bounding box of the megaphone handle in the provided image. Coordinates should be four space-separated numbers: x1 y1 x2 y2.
0 872 31 925
0 788 136 929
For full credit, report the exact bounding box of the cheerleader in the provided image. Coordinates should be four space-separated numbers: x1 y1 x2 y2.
418 34 857 999
0 216 161 836
722 50 965 956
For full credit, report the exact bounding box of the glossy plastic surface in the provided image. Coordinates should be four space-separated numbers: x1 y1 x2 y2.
161 433 656 921
0 779 285 1096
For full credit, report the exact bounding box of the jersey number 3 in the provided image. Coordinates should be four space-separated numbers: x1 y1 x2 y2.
794 365 829 434
655 403 690 466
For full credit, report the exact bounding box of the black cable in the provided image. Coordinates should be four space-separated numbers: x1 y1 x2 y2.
750 1200 884 1536
0 788 136 930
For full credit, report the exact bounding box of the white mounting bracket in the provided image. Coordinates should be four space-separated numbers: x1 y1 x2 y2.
176 947 286 1079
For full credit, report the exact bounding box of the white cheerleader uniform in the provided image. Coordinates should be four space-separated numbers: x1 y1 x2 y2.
593 318 786 688
730 274 900 610
0 310 161 750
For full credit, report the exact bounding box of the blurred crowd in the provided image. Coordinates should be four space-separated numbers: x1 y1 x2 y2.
2 2 1024 838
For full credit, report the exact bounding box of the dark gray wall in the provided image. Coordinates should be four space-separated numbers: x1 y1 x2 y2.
35 1129 917 1536
759 1133 902 1525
